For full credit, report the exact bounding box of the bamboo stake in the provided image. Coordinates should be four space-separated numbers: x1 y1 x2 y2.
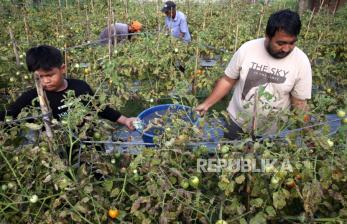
90 0 94 12
85 10 90 41
33 73 53 142
304 9 315 39
234 24 238 52
124 0 128 21
256 6 264 38
64 44 68 78
23 15 30 44
192 44 199 95
112 9 116 49
318 0 325 13
107 0 112 60
8 28 20 67
250 89 258 140
157 0 161 32
58 0 63 31
333 0 339 15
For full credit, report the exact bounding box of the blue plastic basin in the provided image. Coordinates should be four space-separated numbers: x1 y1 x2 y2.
137 104 198 144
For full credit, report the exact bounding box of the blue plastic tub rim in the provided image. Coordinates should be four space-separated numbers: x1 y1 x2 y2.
136 104 197 140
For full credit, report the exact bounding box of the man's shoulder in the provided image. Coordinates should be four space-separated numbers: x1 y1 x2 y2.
293 47 310 61
115 23 128 28
22 88 38 98
176 11 187 19
240 38 264 49
67 79 90 89
115 23 128 33
236 38 264 56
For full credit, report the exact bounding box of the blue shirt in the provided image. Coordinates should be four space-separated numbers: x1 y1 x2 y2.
165 11 191 43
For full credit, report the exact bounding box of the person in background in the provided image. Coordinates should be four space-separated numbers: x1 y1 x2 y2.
99 20 142 45
162 1 191 43
0 45 137 130
195 9 312 140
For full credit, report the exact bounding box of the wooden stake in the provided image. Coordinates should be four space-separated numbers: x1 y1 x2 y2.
124 0 128 21
256 6 264 38
23 15 30 44
64 44 68 78
333 0 339 15
8 28 20 67
33 73 53 142
90 0 94 12
85 10 90 41
107 0 113 60
58 0 63 30
157 0 161 32
192 44 199 95
304 9 315 39
318 0 325 13
234 24 239 52
250 89 258 140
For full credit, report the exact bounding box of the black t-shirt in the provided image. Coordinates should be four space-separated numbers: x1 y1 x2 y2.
0 79 122 122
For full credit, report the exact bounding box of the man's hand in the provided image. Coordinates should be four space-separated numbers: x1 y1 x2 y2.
290 95 309 112
195 103 210 116
117 115 137 131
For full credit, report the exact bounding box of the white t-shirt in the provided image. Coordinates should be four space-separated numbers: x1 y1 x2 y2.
225 38 312 135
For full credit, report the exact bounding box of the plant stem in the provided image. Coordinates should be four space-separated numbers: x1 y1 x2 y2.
0 146 22 189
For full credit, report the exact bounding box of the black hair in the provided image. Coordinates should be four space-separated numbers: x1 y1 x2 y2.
26 45 63 72
266 9 301 38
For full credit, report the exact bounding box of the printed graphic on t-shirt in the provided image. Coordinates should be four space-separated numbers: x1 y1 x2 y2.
57 102 73 118
242 62 288 100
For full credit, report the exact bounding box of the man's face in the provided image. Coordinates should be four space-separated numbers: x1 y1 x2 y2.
35 65 66 91
164 9 175 18
265 30 297 59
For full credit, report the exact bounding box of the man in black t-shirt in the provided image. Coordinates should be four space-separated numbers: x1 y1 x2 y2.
0 45 137 130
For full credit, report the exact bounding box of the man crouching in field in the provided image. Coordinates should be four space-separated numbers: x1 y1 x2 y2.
0 45 137 130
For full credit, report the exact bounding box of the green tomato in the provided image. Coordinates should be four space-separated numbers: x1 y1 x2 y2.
93 132 101 140
29 195 39 203
215 220 228 224
1 184 7 191
7 182 15 189
189 176 200 188
180 180 189 189
337 110 346 118
327 139 334 147
271 176 280 185
114 152 121 158
342 117 347 125
220 145 229 154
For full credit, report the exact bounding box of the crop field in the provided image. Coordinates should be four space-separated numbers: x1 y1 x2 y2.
0 0 346 223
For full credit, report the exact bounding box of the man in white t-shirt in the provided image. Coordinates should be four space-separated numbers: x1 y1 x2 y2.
195 9 312 139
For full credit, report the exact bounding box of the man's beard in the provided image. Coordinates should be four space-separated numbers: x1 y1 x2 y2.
266 44 292 59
